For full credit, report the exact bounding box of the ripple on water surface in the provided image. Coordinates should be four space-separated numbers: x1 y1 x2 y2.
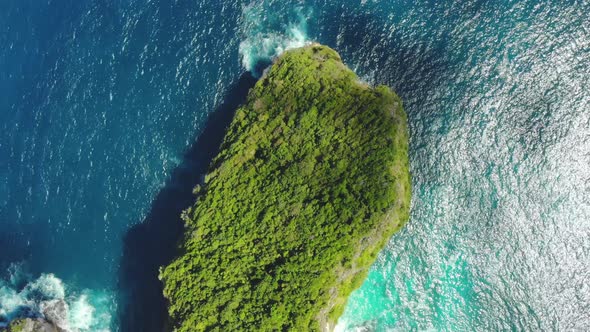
0 0 589 331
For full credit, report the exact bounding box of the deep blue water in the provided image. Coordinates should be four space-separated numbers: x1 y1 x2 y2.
1 0 589 331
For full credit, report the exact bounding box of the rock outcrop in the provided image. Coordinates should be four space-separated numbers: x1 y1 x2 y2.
1 318 62 332
160 44 411 331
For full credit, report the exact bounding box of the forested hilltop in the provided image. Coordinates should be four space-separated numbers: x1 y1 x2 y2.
160 44 411 331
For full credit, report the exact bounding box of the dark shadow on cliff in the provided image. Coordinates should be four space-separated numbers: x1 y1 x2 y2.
116 72 257 332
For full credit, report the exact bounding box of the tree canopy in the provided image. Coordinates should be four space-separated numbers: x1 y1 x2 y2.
160 44 411 331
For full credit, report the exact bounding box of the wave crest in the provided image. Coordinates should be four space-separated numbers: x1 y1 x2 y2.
0 264 112 332
238 4 311 76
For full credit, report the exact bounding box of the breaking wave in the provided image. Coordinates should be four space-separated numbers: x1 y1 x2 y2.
238 3 311 76
0 264 113 331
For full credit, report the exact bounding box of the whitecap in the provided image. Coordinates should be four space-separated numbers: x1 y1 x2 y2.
68 294 94 330
22 274 66 301
0 264 114 332
238 4 312 76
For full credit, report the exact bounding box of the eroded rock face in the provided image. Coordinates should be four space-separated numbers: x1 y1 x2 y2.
1 318 60 332
1 300 68 332
40 300 69 331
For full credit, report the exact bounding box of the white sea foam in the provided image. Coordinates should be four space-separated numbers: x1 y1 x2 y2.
68 294 94 330
0 264 113 331
0 287 28 322
23 274 66 300
238 4 311 76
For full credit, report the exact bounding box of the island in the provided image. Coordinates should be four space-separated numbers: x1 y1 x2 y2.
160 44 411 331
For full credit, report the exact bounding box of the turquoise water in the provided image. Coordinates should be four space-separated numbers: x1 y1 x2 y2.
1 0 589 330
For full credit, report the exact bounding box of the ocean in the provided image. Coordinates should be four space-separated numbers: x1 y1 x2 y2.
1 0 589 331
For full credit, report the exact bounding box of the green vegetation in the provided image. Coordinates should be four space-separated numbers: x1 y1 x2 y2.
1 319 24 332
1 318 58 332
160 44 411 331
1 319 25 332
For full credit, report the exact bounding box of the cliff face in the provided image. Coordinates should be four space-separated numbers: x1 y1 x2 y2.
160 44 411 331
